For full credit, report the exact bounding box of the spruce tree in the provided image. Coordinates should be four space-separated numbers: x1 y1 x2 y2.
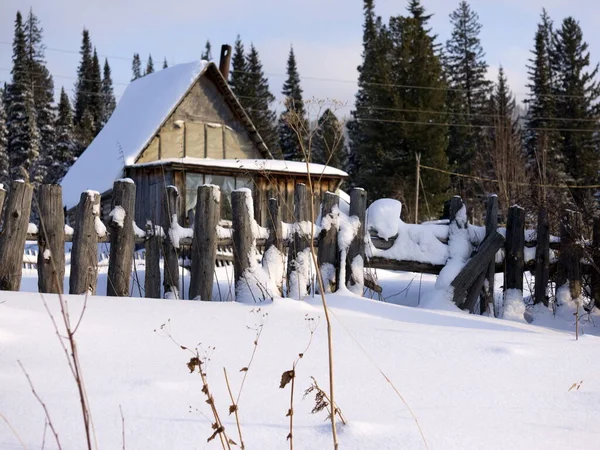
101 58 116 124
24 8 55 184
145 54 154 75
313 108 347 169
6 11 41 180
279 46 307 161
551 17 600 212
201 40 212 60
88 49 104 136
74 29 93 126
0 91 9 184
131 53 142 81
244 44 278 154
163 57 168 69
525 10 565 207
348 0 395 193
444 1 491 178
49 88 76 182
229 35 248 99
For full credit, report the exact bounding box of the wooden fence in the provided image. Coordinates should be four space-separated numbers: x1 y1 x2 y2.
0 180 596 314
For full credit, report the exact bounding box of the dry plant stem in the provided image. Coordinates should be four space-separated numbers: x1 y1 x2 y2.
198 359 231 450
119 405 125 450
310 376 347 425
17 361 62 450
0 412 28 450
35 197 95 450
223 368 244 449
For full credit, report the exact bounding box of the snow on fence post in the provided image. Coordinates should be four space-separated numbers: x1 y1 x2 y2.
534 207 550 306
144 221 161 298
36 185 65 294
0 180 34 291
189 185 220 301
482 195 498 315
557 210 582 299
504 205 525 306
106 179 136 297
232 189 254 300
161 186 180 299
591 218 600 309
70 191 100 294
287 183 310 298
318 192 340 292
346 188 367 293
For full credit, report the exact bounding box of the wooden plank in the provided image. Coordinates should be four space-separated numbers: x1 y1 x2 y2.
504 205 525 292
452 231 505 306
534 207 550 306
36 185 65 294
592 218 600 309
189 185 220 301
0 184 6 229
263 197 284 295
70 191 100 295
0 181 34 291
144 221 161 298
346 188 367 291
287 183 310 297
449 196 464 225
557 209 582 299
232 189 254 299
482 195 498 315
107 180 136 297
162 185 180 298
318 192 339 292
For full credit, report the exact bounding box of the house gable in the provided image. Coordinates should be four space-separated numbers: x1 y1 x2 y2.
136 72 263 164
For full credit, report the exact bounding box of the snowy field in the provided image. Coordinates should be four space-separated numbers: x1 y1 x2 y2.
2 264 600 449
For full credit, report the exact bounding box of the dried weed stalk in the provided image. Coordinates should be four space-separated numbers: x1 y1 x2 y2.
303 376 346 425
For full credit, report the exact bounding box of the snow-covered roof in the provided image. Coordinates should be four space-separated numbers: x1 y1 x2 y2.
129 157 348 177
61 61 208 208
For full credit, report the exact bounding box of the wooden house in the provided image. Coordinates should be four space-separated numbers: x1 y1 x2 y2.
61 47 347 227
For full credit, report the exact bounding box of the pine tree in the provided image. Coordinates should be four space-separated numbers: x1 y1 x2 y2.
244 44 278 154
483 67 526 208
24 8 55 184
0 90 9 184
201 40 212 60
279 46 307 161
101 58 116 124
551 17 600 212
312 108 347 169
229 35 248 99
444 1 491 177
525 10 565 207
6 11 41 180
49 88 76 182
131 53 142 81
163 57 168 69
145 54 154 75
88 48 104 135
74 28 93 126
348 0 395 193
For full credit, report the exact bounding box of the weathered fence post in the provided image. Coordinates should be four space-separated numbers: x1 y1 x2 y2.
189 185 220 301
144 221 161 298
557 210 582 299
287 183 310 298
482 195 498 315
106 179 136 297
346 188 367 293
592 218 600 309
318 192 339 292
70 191 100 295
0 180 34 291
0 184 6 228
449 195 464 224
36 185 65 294
162 185 180 299
232 189 254 299
263 197 284 295
504 206 525 313
534 207 550 306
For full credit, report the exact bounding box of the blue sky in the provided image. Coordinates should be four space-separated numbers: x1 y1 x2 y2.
1 0 599 118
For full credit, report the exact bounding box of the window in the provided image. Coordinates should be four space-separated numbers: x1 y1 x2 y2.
185 173 253 221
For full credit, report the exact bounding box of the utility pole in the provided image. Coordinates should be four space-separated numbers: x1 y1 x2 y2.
415 153 421 224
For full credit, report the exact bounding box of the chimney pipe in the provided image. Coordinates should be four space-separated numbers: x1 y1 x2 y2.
219 44 232 80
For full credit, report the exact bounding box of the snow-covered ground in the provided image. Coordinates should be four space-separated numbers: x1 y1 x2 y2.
2 264 600 449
